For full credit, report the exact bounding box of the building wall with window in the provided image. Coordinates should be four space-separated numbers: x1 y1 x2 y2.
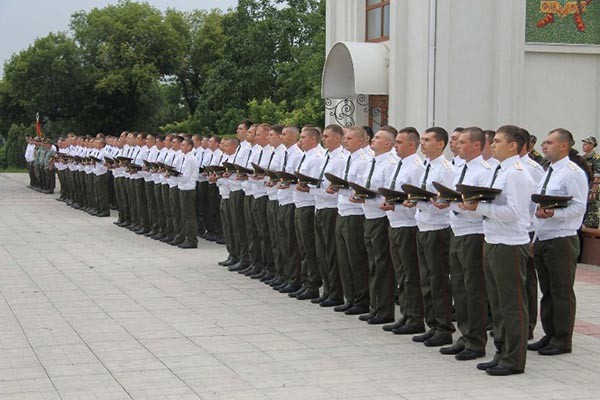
323 0 600 144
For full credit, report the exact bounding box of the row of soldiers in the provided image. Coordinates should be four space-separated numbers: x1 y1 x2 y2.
26 122 594 377
24 136 57 193
207 121 588 377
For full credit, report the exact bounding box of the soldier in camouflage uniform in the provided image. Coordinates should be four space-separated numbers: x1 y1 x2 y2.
582 136 600 228
529 135 549 170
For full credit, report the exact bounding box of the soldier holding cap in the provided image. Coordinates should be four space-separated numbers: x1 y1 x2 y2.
528 129 588 356
459 125 534 376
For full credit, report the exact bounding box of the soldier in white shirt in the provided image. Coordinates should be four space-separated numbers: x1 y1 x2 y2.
351 126 398 324
248 124 275 280
330 126 372 315
290 126 325 300
24 135 36 187
520 128 546 340
206 136 225 244
192 134 208 237
381 127 426 335
405 127 456 347
157 134 177 242
450 127 466 168
460 125 534 375
175 138 200 248
92 136 110 217
215 138 240 264
166 136 186 246
273 126 304 294
432 127 492 360
262 126 287 286
227 120 254 272
312 125 347 306
529 128 587 356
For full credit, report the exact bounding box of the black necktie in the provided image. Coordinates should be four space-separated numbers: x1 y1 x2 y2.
457 164 467 184
283 151 288 171
343 155 352 180
540 167 553 195
390 160 403 190
489 165 501 187
267 151 275 169
452 159 455 166
317 153 330 188
366 158 376 189
421 163 431 189
297 154 306 171
257 149 263 164
245 149 253 167
232 146 240 163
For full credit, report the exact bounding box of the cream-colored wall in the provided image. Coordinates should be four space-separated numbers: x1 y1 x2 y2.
325 0 600 146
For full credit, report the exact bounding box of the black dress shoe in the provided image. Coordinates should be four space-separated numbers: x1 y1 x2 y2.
96 211 110 217
238 265 254 274
114 221 123 226
218 256 233 266
311 295 328 304
345 305 370 315
439 343 465 355
333 303 353 312
455 349 485 361
527 336 550 351
424 333 453 347
538 345 571 356
144 230 157 237
160 236 174 243
270 279 285 288
392 325 426 335
279 284 301 294
244 265 262 276
359 312 376 321
288 288 306 298
224 258 240 267
368 316 394 325
177 241 198 249
383 317 407 332
297 289 320 300
228 262 249 272
273 281 287 290
250 270 266 280
476 359 499 371
486 365 524 376
137 229 151 235
412 329 436 342
260 274 275 283
216 237 226 245
320 298 344 307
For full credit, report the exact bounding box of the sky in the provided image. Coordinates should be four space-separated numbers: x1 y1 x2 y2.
0 0 239 76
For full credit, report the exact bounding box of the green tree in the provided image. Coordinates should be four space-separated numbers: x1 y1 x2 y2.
1 33 86 132
70 0 182 131
4 124 30 169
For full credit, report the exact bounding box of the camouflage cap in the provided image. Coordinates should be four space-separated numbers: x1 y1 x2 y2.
582 136 597 147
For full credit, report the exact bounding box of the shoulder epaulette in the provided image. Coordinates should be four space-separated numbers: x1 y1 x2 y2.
442 159 452 170
359 152 368 160
527 158 541 168
388 154 397 164
514 160 523 171
481 160 491 169
414 156 423 166
567 161 579 170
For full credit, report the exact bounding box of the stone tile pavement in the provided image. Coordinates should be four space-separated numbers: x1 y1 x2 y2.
0 172 599 400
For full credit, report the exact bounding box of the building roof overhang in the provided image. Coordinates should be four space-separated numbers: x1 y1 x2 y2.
321 41 389 98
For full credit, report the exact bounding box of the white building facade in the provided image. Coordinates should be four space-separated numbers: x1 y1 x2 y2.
322 0 600 144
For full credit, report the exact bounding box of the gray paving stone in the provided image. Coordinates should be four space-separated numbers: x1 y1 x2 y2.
1 172 600 400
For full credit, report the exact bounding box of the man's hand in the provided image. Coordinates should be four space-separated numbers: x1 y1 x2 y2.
380 202 395 211
430 199 450 210
458 201 478 211
296 183 310 192
326 185 340 194
402 200 416 208
349 194 365 204
535 207 554 219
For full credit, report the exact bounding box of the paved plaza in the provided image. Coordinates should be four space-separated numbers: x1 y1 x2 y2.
0 172 599 400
